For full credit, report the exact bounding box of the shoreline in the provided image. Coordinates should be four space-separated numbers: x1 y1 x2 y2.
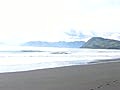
88 58 120 64
0 60 120 90
0 58 120 74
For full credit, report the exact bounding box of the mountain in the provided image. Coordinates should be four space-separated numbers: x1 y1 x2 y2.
22 41 85 48
81 37 120 49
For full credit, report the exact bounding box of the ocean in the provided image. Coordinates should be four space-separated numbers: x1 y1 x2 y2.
0 46 120 73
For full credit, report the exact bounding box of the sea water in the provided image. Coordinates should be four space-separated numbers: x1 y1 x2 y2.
0 46 120 73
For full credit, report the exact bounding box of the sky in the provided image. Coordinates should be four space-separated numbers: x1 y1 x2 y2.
0 0 120 45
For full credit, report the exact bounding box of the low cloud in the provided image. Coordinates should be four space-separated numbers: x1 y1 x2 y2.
65 30 120 41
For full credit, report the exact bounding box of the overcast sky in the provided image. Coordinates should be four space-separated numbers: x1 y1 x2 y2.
0 0 120 44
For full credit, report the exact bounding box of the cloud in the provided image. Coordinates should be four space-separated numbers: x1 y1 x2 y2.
65 30 120 41
63 0 120 32
0 0 120 44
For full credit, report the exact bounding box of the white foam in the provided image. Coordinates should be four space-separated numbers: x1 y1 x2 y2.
0 46 119 73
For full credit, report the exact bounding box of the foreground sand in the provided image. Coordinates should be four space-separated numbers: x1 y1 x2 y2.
0 61 120 90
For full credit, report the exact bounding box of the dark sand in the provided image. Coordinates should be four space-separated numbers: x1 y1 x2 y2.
0 61 120 90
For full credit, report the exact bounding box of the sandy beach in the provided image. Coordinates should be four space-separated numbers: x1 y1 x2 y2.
0 61 120 90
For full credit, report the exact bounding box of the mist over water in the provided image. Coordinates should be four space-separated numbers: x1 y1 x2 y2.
0 46 120 73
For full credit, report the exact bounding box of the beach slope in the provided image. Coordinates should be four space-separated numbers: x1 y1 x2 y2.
0 61 120 90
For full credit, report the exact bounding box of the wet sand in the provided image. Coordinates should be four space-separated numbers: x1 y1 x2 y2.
0 61 120 90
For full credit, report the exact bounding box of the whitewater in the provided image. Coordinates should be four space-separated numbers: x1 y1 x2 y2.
0 46 120 73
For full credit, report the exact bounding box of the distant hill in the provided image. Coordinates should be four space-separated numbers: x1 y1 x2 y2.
22 41 85 48
81 37 120 49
